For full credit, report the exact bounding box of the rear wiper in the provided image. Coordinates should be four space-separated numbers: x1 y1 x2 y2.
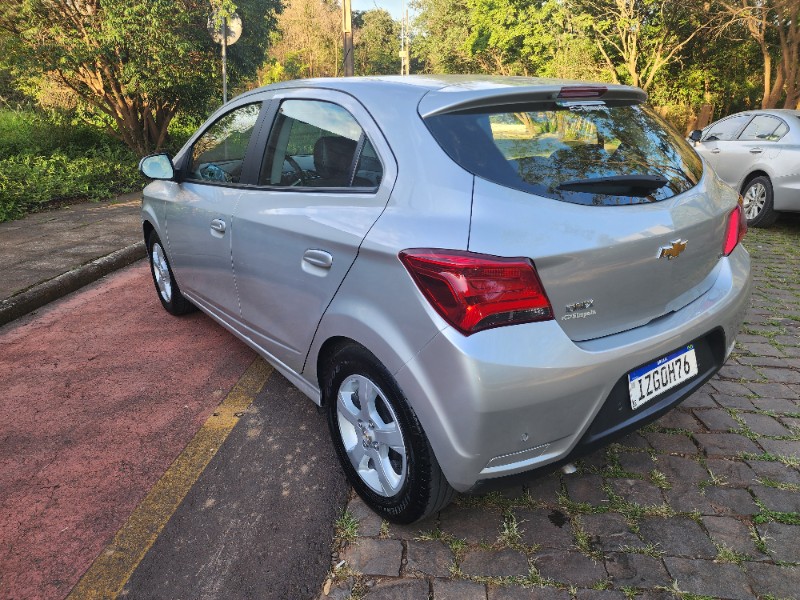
557 175 669 197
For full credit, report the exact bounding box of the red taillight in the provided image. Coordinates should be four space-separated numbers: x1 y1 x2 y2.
557 86 607 99
723 199 747 256
399 249 553 335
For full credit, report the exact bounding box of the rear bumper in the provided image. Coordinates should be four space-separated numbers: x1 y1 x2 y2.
394 246 752 492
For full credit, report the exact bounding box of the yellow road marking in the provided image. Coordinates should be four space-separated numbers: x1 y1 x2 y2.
67 357 273 600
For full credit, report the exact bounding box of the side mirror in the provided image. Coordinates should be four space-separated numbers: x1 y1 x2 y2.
139 153 175 180
688 130 703 143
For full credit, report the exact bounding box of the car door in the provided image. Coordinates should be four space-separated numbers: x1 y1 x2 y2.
230 89 397 374
165 101 265 318
695 114 752 185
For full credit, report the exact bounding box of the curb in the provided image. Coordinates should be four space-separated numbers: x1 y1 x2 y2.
0 241 147 327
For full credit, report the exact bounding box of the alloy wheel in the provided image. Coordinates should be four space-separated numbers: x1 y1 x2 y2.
151 243 173 303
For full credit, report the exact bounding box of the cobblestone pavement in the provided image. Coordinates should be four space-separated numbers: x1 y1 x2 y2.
319 217 800 600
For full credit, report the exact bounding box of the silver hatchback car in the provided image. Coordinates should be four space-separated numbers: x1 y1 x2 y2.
690 109 800 227
140 76 752 523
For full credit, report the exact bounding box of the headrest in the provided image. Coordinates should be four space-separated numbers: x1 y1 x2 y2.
314 136 357 180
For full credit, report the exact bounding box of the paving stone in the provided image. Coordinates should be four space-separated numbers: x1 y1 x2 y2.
750 484 800 513
757 367 800 384
384 514 438 541
513 508 574 549
365 578 430 599
524 473 562 505
643 432 697 455
718 363 762 381
432 579 487 600
617 451 656 476
703 487 760 516
740 413 792 436
440 506 502 544
681 391 717 408
616 432 651 450
579 512 643 552
460 549 529 579
703 459 756 487
663 480 714 514
575 590 627 600
346 496 384 537
746 459 800 485
533 549 607 587
604 552 671 588
694 433 761 457
712 394 756 410
702 516 762 559
342 538 403 576
751 398 799 413
783 346 800 358
653 409 701 431
632 592 676 600
564 473 607 506
607 478 665 507
404 540 453 578
663 557 754 600
758 438 800 459
780 416 800 431
487 585 569 600
739 342 783 358
652 454 708 481
755 522 800 563
693 408 740 432
637 517 717 559
735 356 787 368
735 334 771 344
745 562 800 599
710 380 754 396
748 384 799 400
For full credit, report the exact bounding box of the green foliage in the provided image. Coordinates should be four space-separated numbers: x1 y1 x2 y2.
354 9 401 76
0 109 141 222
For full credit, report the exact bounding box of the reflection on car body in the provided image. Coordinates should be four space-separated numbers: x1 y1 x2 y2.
140 76 751 523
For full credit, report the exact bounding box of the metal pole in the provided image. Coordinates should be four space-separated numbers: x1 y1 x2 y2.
343 0 353 77
222 18 228 103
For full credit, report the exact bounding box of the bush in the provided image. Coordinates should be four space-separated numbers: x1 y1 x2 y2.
0 108 143 222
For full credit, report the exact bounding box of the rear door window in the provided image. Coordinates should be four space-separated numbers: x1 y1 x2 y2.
425 104 703 206
703 114 752 141
739 115 787 141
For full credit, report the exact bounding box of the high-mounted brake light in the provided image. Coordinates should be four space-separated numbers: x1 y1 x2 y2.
399 249 553 336
557 86 607 99
723 198 747 256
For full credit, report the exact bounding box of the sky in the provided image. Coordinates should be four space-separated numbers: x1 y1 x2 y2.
351 0 412 20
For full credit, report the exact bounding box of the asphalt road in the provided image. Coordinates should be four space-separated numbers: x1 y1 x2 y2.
0 262 349 600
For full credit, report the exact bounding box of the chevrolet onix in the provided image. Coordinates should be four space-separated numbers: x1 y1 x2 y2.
139 76 752 523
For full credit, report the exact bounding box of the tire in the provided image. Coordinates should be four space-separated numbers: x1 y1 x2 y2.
323 344 454 523
147 231 195 316
742 175 778 228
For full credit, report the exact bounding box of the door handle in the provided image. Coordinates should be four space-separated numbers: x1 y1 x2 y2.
710 148 720 154
749 147 763 154
210 219 226 234
303 249 333 269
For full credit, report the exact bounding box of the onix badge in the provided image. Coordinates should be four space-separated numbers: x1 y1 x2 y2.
658 239 688 260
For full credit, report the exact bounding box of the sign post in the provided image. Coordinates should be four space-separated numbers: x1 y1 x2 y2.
208 11 243 104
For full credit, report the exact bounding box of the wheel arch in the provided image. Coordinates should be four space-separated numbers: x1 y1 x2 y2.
740 170 770 194
143 220 155 249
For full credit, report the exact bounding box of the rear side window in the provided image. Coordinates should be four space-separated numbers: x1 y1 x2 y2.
425 105 703 206
739 115 787 141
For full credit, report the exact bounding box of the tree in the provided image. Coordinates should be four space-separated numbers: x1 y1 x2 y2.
717 0 800 108
354 9 401 76
0 0 280 155
568 0 712 91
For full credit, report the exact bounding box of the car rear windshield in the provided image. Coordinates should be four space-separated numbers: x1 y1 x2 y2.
424 104 703 206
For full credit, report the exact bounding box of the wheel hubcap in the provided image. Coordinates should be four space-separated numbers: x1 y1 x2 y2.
336 374 407 497
743 182 766 220
151 243 172 302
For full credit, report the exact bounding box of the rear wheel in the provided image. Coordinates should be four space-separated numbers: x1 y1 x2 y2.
147 231 195 316
742 175 777 228
323 344 454 523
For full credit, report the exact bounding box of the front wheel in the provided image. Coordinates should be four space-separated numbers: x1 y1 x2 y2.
742 175 777 228
323 344 454 523
147 231 195 316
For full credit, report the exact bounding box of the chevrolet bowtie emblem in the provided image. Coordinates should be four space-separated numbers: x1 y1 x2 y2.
659 239 688 260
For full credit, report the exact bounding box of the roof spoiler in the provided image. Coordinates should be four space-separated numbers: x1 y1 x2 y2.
418 82 647 118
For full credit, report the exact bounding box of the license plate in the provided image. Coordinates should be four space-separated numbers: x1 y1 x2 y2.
628 345 698 410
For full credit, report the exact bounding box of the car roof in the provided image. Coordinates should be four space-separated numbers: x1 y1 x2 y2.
238 75 647 117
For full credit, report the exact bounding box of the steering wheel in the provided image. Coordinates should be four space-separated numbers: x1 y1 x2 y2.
284 156 307 186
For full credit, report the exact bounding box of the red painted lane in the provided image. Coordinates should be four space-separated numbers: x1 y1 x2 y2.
0 262 255 600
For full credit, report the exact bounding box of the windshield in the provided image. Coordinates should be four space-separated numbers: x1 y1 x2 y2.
424 104 703 206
